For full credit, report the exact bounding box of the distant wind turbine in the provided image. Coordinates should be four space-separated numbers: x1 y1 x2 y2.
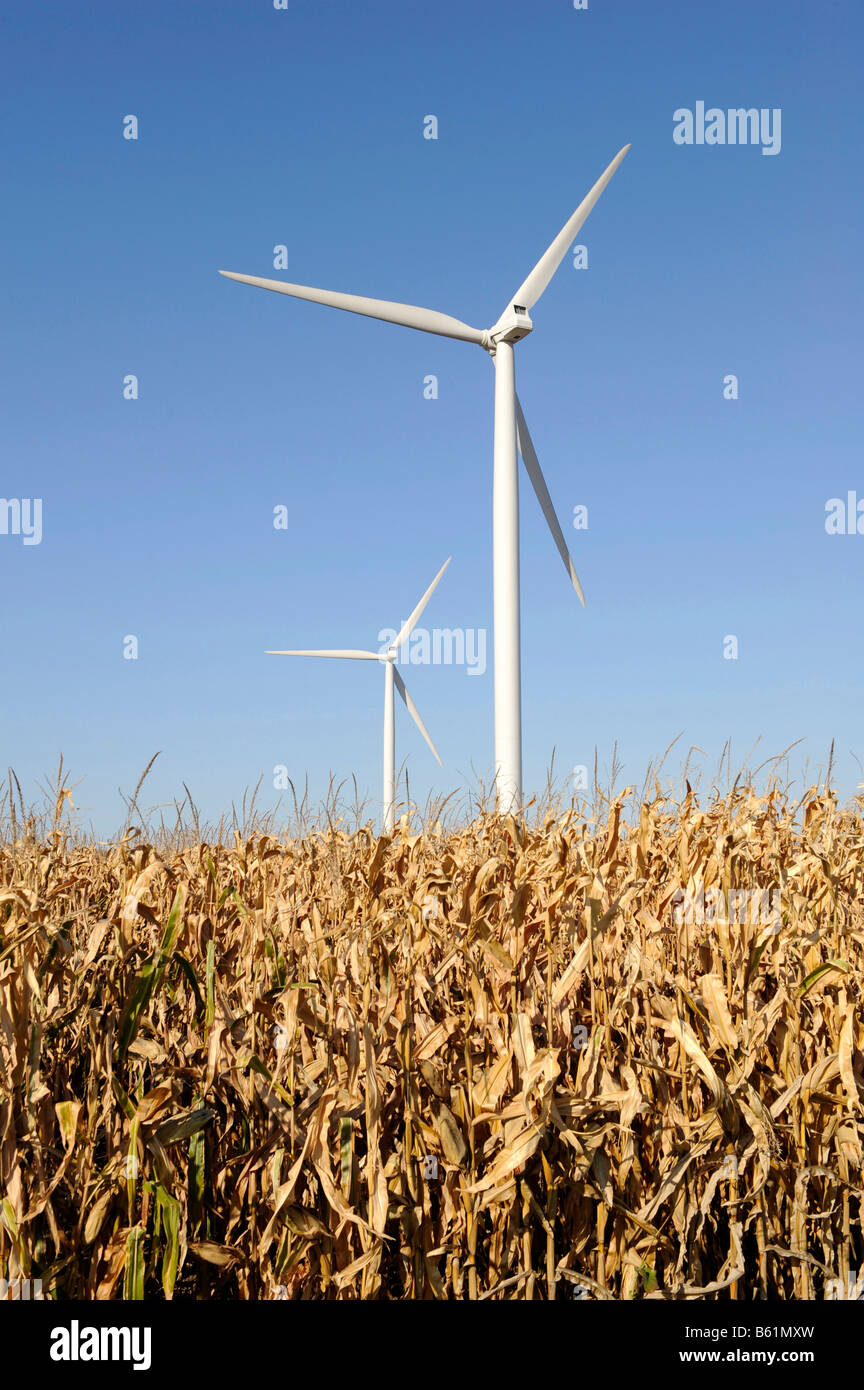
223 145 630 813
267 558 450 833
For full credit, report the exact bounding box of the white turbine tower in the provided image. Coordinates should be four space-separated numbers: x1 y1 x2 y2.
267 558 450 833
223 145 629 813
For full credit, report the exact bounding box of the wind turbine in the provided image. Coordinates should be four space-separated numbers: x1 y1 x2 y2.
222 145 630 813
267 558 450 833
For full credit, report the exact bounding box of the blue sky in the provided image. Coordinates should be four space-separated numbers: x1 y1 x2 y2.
1 0 862 833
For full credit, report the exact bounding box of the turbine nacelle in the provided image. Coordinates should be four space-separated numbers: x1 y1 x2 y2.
488 303 533 348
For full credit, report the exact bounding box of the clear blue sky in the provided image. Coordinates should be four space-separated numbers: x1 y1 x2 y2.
2 0 862 833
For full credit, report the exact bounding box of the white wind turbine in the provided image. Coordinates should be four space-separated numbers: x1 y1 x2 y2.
222 145 629 813
267 558 450 833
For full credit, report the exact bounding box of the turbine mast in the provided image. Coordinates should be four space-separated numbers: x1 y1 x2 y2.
492 341 522 813
383 658 396 834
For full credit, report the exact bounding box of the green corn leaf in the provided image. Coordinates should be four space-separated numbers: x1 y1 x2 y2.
157 1188 180 1300
188 1129 206 1229
117 956 158 1059
159 889 185 958
123 1224 145 1301
155 1106 215 1147
797 959 850 997
340 1116 353 1199
112 1074 137 1121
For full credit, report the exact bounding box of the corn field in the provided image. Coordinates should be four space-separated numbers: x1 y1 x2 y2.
1 779 862 1300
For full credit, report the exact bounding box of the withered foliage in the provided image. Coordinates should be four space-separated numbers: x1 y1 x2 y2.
1 783 862 1300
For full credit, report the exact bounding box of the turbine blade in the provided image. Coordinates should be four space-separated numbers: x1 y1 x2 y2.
505 145 630 313
515 395 586 607
390 557 452 653
393 668 442 765
219 271 486 345
265 649 381 659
